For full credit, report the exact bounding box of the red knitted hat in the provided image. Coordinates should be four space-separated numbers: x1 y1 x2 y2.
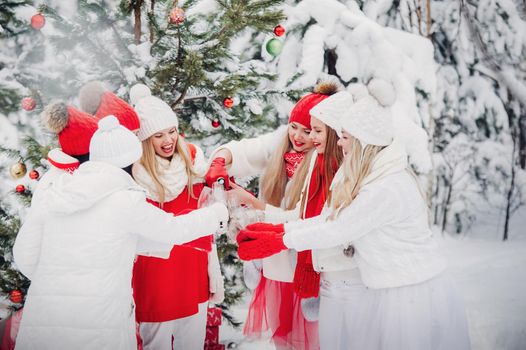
95 92 140 132
288 81 341 129
41 103 98 156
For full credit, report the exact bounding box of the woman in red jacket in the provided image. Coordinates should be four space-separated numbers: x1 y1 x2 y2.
130 86 223 350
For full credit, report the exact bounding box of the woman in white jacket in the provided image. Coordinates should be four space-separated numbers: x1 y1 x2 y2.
206 82 340 350
237 82 471 350
13 116 228 350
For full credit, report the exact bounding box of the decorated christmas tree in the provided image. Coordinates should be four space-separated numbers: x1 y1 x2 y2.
0 0 291 331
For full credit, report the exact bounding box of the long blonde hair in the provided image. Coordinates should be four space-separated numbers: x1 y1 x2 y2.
139 136 197 207
329 135 385 216
259 133 291 207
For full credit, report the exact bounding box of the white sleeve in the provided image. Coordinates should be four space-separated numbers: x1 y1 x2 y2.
264 203 300 224
13 209 45 280
283 185 398 251
123 191 221 245
209 125 287 177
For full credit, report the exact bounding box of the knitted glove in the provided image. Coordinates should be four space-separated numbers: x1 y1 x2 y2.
245 222 284 233
236 229 286 261
205 157 230 189
293 251 320 298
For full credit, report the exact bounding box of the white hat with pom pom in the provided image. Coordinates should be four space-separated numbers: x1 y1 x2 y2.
129 83 179 141
340 78 397 146
89 115 143 168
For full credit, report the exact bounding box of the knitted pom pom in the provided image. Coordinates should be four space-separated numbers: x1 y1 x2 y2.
347 83 369 102
41 102 69 133
129 84 152 106
367 78 396 107
97 115 120 131
79 81 107 114
313 81 340 96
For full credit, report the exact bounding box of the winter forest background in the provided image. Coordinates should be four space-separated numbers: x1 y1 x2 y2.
0 0 525 349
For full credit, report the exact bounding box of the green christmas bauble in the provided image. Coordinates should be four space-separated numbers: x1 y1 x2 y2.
266 38 283 57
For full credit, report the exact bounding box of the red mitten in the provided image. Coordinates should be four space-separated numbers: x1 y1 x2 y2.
245 222 284 233
205 157 230 189
236 229 286 261
293 251 321 298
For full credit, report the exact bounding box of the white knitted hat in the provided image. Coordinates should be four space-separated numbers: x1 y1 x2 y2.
89 115 142 168
309 91 354 136
340 79 397 146
134 95 179 141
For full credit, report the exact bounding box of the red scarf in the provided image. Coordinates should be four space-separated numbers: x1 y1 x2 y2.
283 152 306 179
293 153 338 298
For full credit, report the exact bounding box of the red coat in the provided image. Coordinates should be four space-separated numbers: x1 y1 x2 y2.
132 145 212 322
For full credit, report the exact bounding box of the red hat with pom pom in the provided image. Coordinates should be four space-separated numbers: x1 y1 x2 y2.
41 102 98 156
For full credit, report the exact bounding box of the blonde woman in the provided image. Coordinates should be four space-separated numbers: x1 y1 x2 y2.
206 83 340 350
236 81 471 350
130 86 223 350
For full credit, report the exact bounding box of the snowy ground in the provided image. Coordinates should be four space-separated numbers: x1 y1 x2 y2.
220 232 526 350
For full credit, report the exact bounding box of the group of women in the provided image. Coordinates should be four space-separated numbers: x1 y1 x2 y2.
12 77 470 350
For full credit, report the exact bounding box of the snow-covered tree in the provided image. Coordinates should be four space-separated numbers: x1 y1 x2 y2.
0 0 286 325
364 0 526 239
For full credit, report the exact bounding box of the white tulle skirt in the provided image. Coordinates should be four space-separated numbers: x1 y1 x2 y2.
318 270 470 350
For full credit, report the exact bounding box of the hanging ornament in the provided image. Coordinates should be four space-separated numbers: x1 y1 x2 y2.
10 162 27 179
31 13 46 30
273 25 285 37
265 38 283 57
212 119 221 128
21 97 36 111
29 170 40 180
9 290 23 304
15 185 26 194
169 7 185 25
223 97 234 108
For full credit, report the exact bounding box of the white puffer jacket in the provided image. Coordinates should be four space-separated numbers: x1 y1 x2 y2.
13 161 223 350
283 143 446 289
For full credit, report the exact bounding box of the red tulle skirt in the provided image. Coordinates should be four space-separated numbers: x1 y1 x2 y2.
243 276 319 350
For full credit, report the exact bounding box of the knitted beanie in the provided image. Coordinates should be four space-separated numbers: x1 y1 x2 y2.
340 78 397 146
79 81 140 132
41 102 99 156
89 115 143 168
131 84 179 141
309 91 354 137
289 81 341 129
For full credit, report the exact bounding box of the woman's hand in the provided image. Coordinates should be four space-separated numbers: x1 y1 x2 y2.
227 182 265 210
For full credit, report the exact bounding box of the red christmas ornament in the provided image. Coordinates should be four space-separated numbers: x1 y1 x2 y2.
31 13 46 30
15 185 25 193
9 290 23 304
212 119 220 128
223 97 234 108
169 7 185 25
273 25 285 37
29 170 40 180
21 97 36 111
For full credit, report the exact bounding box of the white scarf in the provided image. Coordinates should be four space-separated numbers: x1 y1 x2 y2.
132 145 207 202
